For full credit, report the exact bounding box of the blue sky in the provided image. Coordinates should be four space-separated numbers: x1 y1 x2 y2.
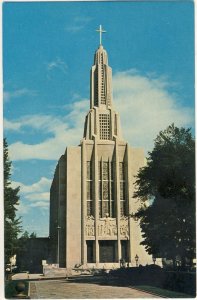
3 1 194 236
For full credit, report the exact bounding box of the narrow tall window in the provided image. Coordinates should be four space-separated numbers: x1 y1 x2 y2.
94 68 98 106
119 162 126 216
98 160 115 218
102 162 109 217
114 115 117 136
86 161 93 216
110 162 115 217
98 161 102 218
100 54 106 105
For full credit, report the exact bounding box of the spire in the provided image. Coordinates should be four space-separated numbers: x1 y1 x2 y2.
96 25 106 45
83 27 122 141
90 38 112 108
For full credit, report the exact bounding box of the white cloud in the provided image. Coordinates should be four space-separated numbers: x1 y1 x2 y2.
12 177 51 194
12 177 51 211
6 99 89 161
47 58 67 74
30 201 49 208
113 70 194 153
4 119 22 131
4 88 36 103
26 192 49 201
4 114 66 134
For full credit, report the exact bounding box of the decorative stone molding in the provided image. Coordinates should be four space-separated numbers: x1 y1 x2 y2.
120 216 128 222
85 215 129 239
120 216 129 238
85 216 95 237
98 217 117 237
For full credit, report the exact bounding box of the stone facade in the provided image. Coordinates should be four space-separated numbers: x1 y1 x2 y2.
49 40 153 268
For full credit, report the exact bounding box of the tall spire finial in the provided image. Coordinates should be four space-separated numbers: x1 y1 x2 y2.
96 25 106 45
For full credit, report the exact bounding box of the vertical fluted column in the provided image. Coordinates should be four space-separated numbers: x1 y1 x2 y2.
81 140 87 264
95 108 98 137
93 136 99 264
90 66 96 108
110 109 114 140
90 110 94 139
115 138 121 262
98 65 101 106
126 143 132 264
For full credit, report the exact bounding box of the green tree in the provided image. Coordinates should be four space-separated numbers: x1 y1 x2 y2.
16 231 37 271
4 138 21 265
19 230 37 239
29 232 37 238
134 124 195 267
20 230 29 239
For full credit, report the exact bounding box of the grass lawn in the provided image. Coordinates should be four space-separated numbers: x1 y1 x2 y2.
5 280 29 298
133 285 194 298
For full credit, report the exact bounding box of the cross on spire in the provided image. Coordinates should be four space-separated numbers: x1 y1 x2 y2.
96 25 106 45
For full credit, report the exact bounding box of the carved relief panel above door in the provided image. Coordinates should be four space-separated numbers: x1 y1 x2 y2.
85 216 129 240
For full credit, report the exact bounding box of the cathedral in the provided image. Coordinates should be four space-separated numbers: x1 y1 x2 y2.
49 26 153 268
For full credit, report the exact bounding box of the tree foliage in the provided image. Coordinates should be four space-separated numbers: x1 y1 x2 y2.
4 138 21 264
19 230 37 239
16 231 37 271
16 230 37 263
29 232 37 238
134 124 195 266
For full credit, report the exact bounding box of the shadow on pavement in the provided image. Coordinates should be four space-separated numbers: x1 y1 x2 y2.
57 275 132 288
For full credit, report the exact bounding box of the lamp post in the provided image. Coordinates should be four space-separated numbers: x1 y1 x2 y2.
57 225 61 267
152 256 156 265
135 254 139 267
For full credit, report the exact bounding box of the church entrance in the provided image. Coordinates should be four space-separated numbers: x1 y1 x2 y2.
99 240 116 262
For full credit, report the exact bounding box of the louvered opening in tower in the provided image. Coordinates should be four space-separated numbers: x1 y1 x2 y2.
99 113 110 140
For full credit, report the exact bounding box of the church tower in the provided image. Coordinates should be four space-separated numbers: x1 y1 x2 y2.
84 28 121 142
49 26 152 268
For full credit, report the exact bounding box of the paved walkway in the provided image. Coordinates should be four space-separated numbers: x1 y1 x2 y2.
29 276 161 298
